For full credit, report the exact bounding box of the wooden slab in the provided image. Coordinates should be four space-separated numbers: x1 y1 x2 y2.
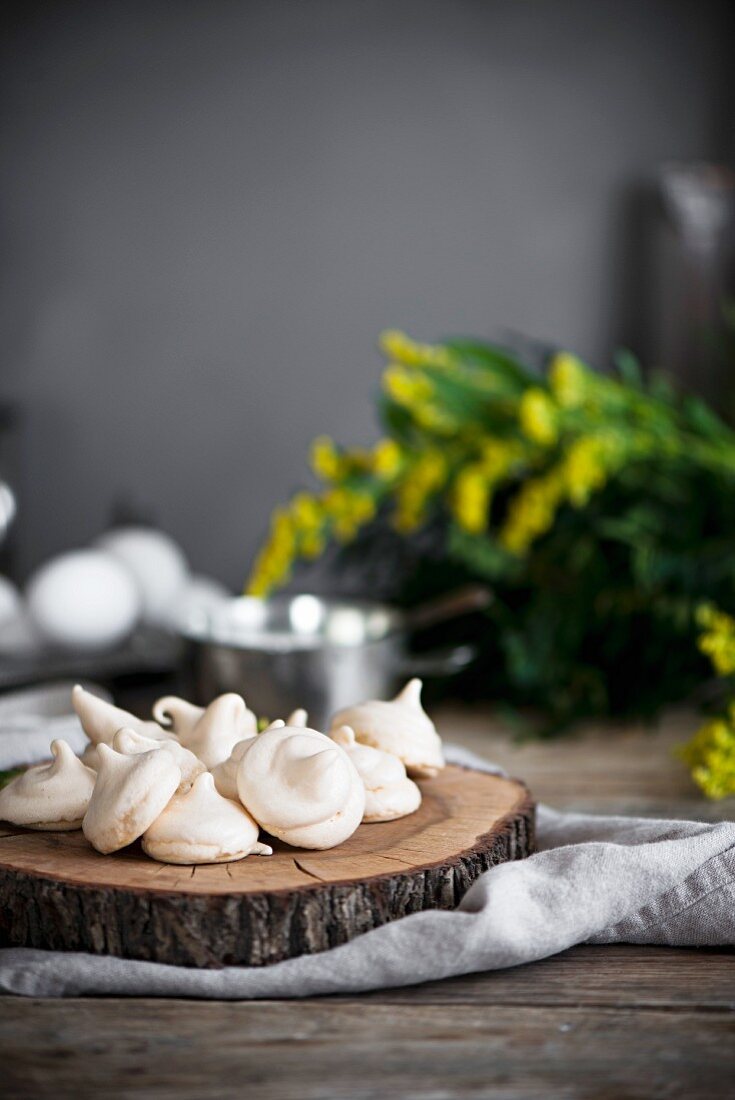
0 766 533 967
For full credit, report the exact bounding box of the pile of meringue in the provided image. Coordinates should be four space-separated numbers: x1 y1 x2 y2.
0 679 445 865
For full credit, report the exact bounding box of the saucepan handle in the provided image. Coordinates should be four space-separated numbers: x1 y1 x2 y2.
398 643 476 678
400 586 492 633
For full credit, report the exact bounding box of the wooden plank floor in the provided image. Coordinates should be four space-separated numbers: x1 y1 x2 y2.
1 706 734 1099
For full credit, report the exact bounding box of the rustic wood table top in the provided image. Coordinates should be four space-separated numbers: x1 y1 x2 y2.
1 705 734 1099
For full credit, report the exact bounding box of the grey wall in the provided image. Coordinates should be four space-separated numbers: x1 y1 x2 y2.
1 0 731 587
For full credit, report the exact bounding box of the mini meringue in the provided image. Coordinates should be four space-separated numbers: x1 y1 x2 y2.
210 738 252 800
210 718 287 798
151 696 205 737
286 708 308 727
331 725 422 822
0 739 96 830
82 743 181 854
329 679 444 778
72 684 170 746
236 724 365 849
142 772 272 865
113 727 206 791
172 693 257 769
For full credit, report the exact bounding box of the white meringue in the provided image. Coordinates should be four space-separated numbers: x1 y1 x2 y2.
82 743 181 854
142 772 272 865
329 679 444 778
236 725 365 850
331 725 422 823
172 693 257 769
72 684 170 746
210 738 252 801
210 718 285 797
286 708 308 727
113 727 206 791
0 739 96 830
151 695 205 737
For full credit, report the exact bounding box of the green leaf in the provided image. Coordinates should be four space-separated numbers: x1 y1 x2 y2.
614 348 643 389
442 338 534 392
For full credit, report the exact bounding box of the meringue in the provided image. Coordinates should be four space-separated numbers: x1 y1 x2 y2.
151 696 205 737
142 772 272 865
210 738 252 800
113 727 206 791
236 725 365 849
172 693 257 769
82 743 181 854
286 708 308 727
329 679 444 778
72 684 170 746
0 739 96 830
331 725 422 823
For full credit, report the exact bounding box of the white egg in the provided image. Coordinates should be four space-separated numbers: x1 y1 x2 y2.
95 527 189 625
27 550 141 651
0 575 22 626
163 574 231 632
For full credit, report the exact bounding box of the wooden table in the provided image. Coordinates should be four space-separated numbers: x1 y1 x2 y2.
1 706 734 1098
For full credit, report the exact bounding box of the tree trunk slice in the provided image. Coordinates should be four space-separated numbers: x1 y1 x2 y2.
0 766 534 968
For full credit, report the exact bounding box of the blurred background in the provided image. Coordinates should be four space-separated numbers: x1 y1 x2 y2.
2 0 734 587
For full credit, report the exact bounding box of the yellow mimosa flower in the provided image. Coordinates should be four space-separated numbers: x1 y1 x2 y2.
379 330 454 369
310 436 342 481
499 469 565 555
519 388 558 446
549 352 588 408
371 438 403 479
451 465 490 534
382 365 434 407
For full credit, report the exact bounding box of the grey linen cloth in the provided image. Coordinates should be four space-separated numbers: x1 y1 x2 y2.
0 745 733 998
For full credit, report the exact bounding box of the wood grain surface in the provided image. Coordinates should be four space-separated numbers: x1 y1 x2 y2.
0 767 533 966
2 702 734 1099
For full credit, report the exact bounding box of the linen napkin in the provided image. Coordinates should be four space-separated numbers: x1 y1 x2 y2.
1 742 733 999
0 681 110 770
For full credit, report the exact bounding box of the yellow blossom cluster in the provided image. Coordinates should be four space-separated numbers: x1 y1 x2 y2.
382 365 434 407
322 487 376 542
379 330 455 369
499 469 566 554
247 507 298 596
696 604 735 677
382 364 459 435
676 604 735 799
679 708 735 799
498 434 617 554
371 437 403 480
393 449 448 533
519 388 558 447
451 465 490 534
310 436 343 482
563 436 610 507
549 352 588 408
450 438 525 535
247 481 380 595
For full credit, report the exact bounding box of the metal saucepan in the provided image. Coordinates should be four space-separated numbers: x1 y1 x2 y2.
181 586 491 728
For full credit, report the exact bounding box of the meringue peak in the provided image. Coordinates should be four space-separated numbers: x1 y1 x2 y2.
329 678 444 779
142 771 272 865
83 743 181 854
113 727 205 791
72 684 169 746
0 738 96 830
286 708 308 727
152 696 205 736
393 678 423 709
237 725 365 847
175 693 257 769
